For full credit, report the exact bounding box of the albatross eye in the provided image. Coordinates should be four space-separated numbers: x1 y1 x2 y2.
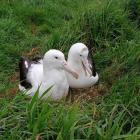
80 54 82 57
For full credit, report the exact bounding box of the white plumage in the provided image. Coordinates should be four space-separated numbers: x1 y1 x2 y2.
66 43 99 88
19 49 78 100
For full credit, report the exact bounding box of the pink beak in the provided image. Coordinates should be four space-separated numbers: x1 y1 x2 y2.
63 61 79 79
82 58 92 76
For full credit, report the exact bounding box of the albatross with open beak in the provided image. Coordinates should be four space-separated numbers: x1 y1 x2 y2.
19 49 78 100
66 43 99 88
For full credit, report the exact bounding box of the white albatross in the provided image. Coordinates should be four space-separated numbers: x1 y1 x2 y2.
66 43 99 88
19 49 78 100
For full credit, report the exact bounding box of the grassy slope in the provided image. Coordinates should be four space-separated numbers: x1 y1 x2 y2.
0 0 140 139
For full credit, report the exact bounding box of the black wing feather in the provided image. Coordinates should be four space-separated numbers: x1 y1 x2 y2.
19 57 32 89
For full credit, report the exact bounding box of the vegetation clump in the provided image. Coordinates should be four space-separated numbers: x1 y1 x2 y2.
0 0 139 139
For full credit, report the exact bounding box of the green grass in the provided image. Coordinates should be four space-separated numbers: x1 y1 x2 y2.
0 0 140 139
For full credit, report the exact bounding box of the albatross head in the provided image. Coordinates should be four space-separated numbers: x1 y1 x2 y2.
68 43 92 76
43 49 78 79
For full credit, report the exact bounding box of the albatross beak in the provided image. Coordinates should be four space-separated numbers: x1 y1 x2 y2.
82 58 92 76
63 61 79 79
